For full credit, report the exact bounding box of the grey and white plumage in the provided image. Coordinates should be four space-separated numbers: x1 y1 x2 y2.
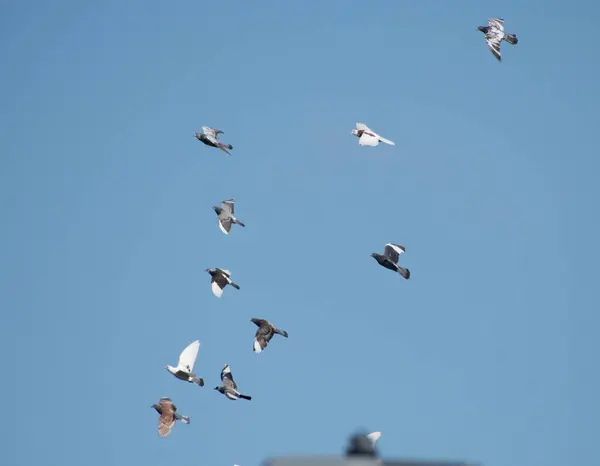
351 122 395 147
194 126 234 156
251 318 289 354
477 18 518 62
165 340 204 387
371 243 411 279
151 397 190 438
214 364 252 401
212 198 246 235
205 268 240 297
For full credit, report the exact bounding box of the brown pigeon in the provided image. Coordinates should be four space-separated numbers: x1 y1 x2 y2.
151 397 190 437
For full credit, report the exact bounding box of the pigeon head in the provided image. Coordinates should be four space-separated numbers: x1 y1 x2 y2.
194 132 202 139
477 26 487 33
351 129 359 136
212 205 222 214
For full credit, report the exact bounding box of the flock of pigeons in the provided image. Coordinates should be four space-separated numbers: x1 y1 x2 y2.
151 14 519 453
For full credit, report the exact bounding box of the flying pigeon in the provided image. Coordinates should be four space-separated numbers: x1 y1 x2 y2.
205 268 240 297
477 18 518 62
371 243 411 279
165 340 204 387
151 397 190 438
194 126 234 156
351 123 395 147
214 364 252 401
213 198 246 235
251 318 289 354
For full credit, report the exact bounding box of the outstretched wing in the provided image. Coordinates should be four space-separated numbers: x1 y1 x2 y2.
211 277 226 297
488 18 504 32
485 34 503 62
356 122 371 132
384 243 405 264
359 132 380 146
218 217 233 235
202 126 219 144
367 431 382 444
158 399 175 437
221 199 235 215
177 340 200 373
221 364 237 390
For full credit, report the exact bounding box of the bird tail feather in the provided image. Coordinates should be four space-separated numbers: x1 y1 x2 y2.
505 34 518 45
175 413 190 424
276 328 289 338
231 282 240 290
239 394 252 401
235 219 246 227
397 266 410 280
191 376 204 387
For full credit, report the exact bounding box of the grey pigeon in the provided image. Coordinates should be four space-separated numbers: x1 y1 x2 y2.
251 318 289 354
151 397 190 438
205 268 240 297
214 364 252 401
194 126 234 156
165 340 204 387
213 198 245 235
371 243 411 279
477 18 518 62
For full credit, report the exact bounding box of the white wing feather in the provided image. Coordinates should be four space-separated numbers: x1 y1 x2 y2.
385 243 405 255
177 340 200 372
367 431 381 444
211 281 223 297
218 220 229 235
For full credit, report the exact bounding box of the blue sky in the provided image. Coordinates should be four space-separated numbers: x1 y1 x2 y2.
1 1 598 465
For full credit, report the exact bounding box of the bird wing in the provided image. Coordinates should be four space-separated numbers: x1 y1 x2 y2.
221 365 238 390
202 126 219 144
367 431 381 444
218 217 233 235
177 340 200 372
358 132 380 146
217 268 231 278
488 18 504 32
221 199 235 215
485 34 503 62
251 318 266 328
211 278 225 297
158 399 175 437
384 243 405 264
356 122 371 132
254 324 272 353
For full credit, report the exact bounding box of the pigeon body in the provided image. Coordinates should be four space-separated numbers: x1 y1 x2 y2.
205 268 240 297
194 126 234 156
351 123 395 147
251 318 289 354
477 18 518 62
371 243 411 279
214 364 252 401
151 397 190 437
213 199 246 235
165 340 204 387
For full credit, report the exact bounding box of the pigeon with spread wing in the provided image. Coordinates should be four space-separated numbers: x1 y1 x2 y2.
371 243 411 279
214 364 252 401
194 126 234 156
477 18 518 62
151 398 190 438
165 340 204 387
251 318 289 354
205 268 240 297
351 123 395 147
213 198 246 235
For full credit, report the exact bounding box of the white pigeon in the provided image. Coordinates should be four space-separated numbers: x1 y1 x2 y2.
351 123 395 147
165 340 205 387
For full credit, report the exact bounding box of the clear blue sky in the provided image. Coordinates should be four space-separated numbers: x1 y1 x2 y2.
1 1 598 465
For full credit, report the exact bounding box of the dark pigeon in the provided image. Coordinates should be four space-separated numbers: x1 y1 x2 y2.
371 243 411 279
251 318 289 354
205 268 240 297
